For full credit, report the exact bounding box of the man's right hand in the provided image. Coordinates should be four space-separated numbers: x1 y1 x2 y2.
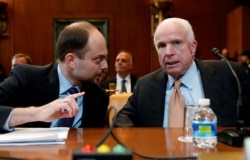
9 92 84 127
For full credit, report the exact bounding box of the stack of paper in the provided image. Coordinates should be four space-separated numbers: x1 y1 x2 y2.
0 127 69 146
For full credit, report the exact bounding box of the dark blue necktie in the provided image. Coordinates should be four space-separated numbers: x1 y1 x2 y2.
121 79 127 93
57 87 79 127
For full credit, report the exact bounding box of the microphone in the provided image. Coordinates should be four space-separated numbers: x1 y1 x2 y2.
212 47 250 147
212 48 242 116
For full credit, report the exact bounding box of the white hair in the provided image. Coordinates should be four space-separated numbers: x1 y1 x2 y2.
153 17 195 44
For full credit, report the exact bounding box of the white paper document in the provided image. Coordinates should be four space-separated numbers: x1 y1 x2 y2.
0 127 70 146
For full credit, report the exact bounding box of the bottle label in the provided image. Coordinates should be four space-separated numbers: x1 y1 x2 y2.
192 121 217 137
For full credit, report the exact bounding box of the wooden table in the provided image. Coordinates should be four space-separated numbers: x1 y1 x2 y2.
0 128 244 160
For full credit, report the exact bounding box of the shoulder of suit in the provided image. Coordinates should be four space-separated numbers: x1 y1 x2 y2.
103 77 116 83
100 77 116 88
136 68 165 82
12 63 56 74
130 74 138 80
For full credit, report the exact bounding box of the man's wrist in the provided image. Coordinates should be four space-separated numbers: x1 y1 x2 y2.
9 107 38 127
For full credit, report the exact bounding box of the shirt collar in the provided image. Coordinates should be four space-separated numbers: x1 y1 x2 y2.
167 61 198 90
116 74 130 82
57 65 80 94
181 61 199 90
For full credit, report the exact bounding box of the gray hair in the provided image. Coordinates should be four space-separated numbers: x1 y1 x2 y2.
154 17 195 44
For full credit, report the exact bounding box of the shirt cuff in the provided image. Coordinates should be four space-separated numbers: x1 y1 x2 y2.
3 111 15 132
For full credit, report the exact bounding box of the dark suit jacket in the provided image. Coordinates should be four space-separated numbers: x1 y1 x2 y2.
115 59 250 127
100 74 138 92
0 63 109 131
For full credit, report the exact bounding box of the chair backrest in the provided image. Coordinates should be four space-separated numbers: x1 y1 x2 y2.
108 93 132 125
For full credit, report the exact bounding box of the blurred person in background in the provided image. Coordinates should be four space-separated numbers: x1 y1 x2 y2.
11 53 32 70
221 48 236 61
101 50 138 93
240 50 250 74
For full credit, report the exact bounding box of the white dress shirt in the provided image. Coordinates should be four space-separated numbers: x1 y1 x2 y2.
116 74 132 93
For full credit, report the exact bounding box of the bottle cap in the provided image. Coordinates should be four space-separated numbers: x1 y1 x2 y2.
198 98 210 105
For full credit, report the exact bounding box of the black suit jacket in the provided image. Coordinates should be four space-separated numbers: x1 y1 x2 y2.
100 74 138 92
115 59 250 127
0 63 109 130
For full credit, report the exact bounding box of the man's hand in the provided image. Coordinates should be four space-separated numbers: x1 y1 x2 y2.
9 92 85 127
36 92 85 122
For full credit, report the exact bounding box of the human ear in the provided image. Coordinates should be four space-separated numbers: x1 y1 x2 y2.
65 53 76 68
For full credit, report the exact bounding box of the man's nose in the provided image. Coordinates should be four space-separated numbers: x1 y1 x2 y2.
102 60 108 69
164 45 175 56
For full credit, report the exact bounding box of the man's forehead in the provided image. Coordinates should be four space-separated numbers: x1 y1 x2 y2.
117 52 130 58
14 57 27 62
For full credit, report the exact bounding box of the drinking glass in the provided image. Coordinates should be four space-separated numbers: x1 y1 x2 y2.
178 104 198 143
109 83 116 95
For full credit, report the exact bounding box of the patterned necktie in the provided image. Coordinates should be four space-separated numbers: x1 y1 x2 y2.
121 79 127 93
57 87 79 127
169 80 185 128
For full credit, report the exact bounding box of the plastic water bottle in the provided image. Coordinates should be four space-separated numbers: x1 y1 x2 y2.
192 98 217 148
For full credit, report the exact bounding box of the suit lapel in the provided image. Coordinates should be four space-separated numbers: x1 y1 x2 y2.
130 74 137 90
40 64 59 102
196 60 222 108
150 69 167 124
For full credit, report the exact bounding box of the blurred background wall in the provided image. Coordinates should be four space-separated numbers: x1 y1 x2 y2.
0 0 249 77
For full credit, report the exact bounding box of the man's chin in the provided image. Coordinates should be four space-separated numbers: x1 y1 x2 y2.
165 68 179 76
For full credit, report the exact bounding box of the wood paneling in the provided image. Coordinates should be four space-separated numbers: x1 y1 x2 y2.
0 0 151 77
0 0 248 77
226 5 250 62
227 6 243 60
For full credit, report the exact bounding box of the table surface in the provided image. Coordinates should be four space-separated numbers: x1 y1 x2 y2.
0 127 244 160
